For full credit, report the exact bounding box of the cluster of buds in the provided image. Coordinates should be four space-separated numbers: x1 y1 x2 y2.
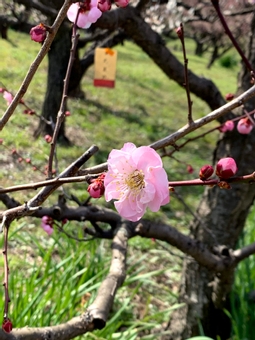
87 173 105 198
199 157 238 189
220 116 255 135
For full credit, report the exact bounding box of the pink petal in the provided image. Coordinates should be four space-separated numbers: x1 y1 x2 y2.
88 7 102 23
67 3 80 23
133 146 163 170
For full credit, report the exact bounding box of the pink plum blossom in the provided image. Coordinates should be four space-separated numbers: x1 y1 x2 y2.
237 117 253 134
219 120 235 132
3 91 13 106
41 216 54 235
67 1 102 29
216 157 238 179
104 143 170 222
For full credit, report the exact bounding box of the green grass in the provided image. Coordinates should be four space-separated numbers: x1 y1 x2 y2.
228 206 255 340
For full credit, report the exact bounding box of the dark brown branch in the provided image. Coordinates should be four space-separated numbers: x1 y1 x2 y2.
134 220 230 273
233 242 255 264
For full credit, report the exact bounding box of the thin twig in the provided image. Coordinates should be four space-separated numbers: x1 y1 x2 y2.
0 0 74 131
211 0 255 76
47 7 80 178
176 23 193 124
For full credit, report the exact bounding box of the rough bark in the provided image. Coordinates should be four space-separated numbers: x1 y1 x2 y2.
166 13 255 340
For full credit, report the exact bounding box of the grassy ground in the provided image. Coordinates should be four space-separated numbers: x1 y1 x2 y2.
0 28 246 339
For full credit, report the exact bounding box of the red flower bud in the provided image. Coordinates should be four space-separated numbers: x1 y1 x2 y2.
88 174 105 198
176 26 183 39
98 0 111 12
225 93 235 101
26 158 31 163
216 157 237 179
2 318 12 333
199 164 214 180
30 23 47 43
187 164 194 174
44 134 52 143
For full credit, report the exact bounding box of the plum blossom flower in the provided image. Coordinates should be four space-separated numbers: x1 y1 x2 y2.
3 91 13 105
216 157 237 179
104 143 170 222
219 120 235 132
67 1 102 29
237 117 253 134
41 216 54 235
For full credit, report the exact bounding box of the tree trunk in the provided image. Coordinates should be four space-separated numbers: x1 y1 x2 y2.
166 14 255 340
34 25 72 142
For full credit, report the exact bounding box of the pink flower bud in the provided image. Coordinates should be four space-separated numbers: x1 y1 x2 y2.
41 216 54 235
237 117 253 134
187 164 194 174
65 111 71 116
18 157 23 163
88 174 105 198
199 164 214 180
3 91 13 105
176 26 183 38
26 158 31 163
115 0 129 7
225 93 235 101
216 157 237 179
2 318 12 333
0 139 3 144
98 0 111 11
30 23 47 43
44 134 52 143
219 120 235 132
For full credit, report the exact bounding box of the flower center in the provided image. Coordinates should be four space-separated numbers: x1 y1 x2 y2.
125 170 145 192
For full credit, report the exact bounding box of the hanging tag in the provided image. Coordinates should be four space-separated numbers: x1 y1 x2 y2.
94 48 117 88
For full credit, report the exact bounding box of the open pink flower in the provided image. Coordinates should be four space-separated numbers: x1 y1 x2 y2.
3 91 13 106
67 1 102 29
104 143 170 222
237 117 253 134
